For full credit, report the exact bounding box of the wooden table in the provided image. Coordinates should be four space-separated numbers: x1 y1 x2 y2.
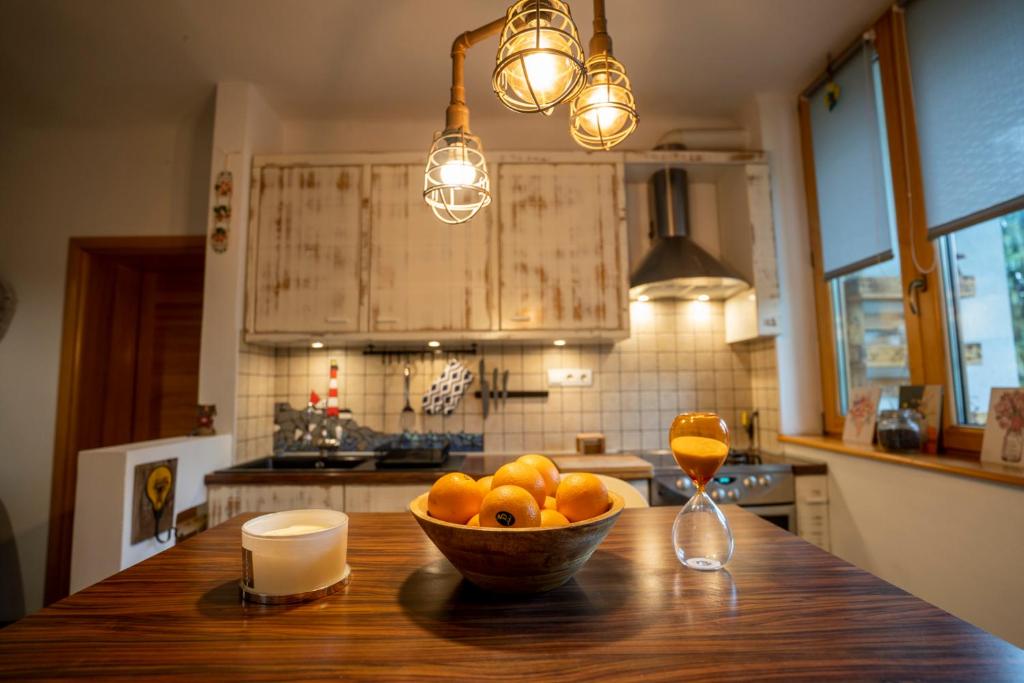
1 508 1020 680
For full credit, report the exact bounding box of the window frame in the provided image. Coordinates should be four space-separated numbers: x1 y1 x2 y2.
799 7 985 454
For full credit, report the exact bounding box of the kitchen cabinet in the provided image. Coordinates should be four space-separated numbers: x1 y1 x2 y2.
247 165 365 334
496 162 627 332
244 153 631 343
367 164 494 333
795 474 830 551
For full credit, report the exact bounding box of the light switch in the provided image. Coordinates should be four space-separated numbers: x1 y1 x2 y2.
547 368 594 387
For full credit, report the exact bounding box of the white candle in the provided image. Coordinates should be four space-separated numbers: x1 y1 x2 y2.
241 510 349 600
260 524 328 537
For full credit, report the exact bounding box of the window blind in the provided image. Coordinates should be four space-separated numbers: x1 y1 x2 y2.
809 43 894 280
905 0 1024 238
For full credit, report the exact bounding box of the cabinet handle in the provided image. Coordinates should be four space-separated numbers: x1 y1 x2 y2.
510 315 532 322
376 317 399 324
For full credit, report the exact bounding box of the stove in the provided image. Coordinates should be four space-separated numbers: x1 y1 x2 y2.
642 450 796 531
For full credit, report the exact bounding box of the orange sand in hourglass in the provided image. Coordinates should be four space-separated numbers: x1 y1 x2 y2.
670 436 729 488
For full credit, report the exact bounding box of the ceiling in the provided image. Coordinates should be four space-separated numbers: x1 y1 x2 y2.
0 0 891 127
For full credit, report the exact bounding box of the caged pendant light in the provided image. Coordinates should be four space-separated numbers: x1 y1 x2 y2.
424 2 634 224
569 0 638 149
492 0 587 115
423 18 505 224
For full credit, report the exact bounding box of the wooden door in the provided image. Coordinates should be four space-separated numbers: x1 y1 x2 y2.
251 166 363 333
497 163 624 331
368 164 492 333
46 237 205 605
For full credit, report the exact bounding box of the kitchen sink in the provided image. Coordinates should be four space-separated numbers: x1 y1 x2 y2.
227 455 370 471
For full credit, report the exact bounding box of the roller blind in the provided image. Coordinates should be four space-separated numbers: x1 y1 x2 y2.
905 0 1024 238
809 43 894 280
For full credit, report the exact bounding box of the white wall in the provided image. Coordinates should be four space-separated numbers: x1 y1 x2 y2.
741 93 823 435
70 435 231 594
197 83 282 440
0 107 214 618
785 443 1024 648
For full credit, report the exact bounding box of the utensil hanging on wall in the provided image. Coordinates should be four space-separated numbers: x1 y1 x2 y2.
399 364 415 432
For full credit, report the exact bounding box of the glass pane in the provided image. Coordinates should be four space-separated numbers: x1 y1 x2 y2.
832 258 911 414
940 210 1024 425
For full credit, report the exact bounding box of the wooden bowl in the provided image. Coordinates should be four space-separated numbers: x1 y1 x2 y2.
408 491 625 593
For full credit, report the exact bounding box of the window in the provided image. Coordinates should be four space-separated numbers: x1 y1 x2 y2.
799 1 1024 452
940 210 1024 426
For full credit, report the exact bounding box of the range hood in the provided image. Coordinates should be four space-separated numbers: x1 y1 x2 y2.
629 160 748 302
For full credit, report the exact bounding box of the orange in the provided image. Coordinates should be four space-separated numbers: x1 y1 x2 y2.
492 462 547 508
476 475 494 497
517 454 560 495
556 472 610 522
540 509 570 527
543 495 557 510
466 514 480 527
427 472 482 524
479 485 541 528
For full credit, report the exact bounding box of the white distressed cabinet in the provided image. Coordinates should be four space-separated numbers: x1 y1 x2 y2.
368 164 494 333
247 165 364 334
497 163 627 332
244 153 631 343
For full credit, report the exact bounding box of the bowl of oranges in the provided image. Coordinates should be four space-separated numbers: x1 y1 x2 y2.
408 454 624 593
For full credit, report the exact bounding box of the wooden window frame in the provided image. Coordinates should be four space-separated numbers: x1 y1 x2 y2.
799 8 984 454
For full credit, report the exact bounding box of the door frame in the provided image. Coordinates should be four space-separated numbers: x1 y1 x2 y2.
44 236 206 605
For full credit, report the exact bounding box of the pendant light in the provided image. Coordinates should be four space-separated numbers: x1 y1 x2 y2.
423 18 505 224
492 0 587 115
569 0 638 149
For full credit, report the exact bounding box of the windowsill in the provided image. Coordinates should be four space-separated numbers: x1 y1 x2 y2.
778 434 1024 488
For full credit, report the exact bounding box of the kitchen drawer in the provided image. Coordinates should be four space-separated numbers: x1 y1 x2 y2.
795 474 828 504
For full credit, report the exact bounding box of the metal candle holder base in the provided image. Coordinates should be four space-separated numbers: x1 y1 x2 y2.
239 564 351 605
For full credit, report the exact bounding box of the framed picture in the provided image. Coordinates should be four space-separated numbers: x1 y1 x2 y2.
843 386 881 445
899 385 943 454
981 388 1024 469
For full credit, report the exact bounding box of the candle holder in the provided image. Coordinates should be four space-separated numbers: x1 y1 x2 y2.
240 509 350 604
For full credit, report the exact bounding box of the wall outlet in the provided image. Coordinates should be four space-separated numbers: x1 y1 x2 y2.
547 368 593 387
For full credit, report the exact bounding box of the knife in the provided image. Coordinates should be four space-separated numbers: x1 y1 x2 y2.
479 359 488 419
492 368 499 412
501 369 509 408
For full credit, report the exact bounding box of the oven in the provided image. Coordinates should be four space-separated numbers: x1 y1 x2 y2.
646 451 796 532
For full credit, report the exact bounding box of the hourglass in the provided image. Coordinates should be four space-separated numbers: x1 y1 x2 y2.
670 412 734 570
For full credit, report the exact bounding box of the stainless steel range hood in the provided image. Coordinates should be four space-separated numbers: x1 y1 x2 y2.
629 164 748 302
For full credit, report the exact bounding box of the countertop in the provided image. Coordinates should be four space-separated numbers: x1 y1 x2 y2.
205 453 653 486
2 508 1019 680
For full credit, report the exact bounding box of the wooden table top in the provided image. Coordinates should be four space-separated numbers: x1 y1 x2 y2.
2 508 1020 680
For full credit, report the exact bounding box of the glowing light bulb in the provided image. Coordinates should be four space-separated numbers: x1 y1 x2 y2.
637 294 650 302
581 84 628 133
522 50 560 96
439 157 476 186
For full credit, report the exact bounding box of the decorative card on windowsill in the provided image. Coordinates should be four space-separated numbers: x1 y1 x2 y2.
981 387 1024 469
843 386 881 445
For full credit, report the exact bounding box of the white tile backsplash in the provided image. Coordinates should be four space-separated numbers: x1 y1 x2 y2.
233 300 783 458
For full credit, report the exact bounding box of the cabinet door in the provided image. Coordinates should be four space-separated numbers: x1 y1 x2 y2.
368 164 493 333
498 163 624 331
251 166 363 333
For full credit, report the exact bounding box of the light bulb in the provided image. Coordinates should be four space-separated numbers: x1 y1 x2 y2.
493 0 585 113
581 84 628 133
440 157 477 186
521 45 560 96
569 53 638 150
